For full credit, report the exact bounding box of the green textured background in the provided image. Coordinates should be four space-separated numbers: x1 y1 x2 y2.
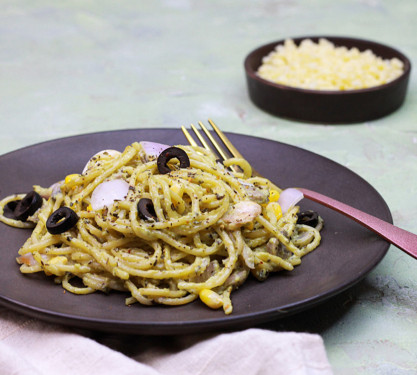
1 1 417 373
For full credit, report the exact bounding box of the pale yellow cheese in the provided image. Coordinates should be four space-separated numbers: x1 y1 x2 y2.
257 38 404 90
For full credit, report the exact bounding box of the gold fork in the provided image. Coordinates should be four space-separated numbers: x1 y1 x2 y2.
182 120 417 260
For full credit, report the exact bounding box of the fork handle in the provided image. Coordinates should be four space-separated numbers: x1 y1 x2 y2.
299 188 417 260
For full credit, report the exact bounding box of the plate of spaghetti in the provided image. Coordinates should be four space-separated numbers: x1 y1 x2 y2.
0 128 391 334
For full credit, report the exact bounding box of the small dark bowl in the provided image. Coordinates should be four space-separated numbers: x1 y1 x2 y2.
244 36 411 124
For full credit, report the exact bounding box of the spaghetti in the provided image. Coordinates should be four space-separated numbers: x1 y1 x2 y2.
0 142 323 314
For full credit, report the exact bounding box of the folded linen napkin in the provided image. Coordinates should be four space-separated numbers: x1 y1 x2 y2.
0 306 333 375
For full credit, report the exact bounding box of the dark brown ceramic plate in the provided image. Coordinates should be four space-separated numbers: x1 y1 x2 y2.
244 36 411 123
0 129 391 334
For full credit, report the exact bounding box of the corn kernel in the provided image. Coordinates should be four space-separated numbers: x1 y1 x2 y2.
266 202 283 220
86 204 93 212
49 256 68 265
64 174 80 184
245 221 254 230
269 190 280 202
199 289 223 309
170 182 183 196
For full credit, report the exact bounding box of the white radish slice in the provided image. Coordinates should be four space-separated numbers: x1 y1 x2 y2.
17 253 38 266
278 188 304 213
82 149 121 174
91 179 130 211
49 180 64 197
140 141 169 160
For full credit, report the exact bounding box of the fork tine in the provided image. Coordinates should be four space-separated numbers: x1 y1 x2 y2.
208 119 261 177
183 121 241 174
190 123 216 155
181 125 198 147
198 121 230 161
208 119 243 159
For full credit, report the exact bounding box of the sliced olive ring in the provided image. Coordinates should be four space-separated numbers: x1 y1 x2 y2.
46 207 79 234
157 146 190 174
13 191 43 222
297 210 319 228
137 198 157 221
6 200 19 212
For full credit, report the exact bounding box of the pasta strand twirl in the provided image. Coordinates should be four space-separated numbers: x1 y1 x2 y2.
0 142 323 314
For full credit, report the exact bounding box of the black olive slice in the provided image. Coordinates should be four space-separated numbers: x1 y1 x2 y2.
46 207 79 234
6 200 19 212
157 147 190 174
297 210 319 227
137 198 157 221
13 191 43 221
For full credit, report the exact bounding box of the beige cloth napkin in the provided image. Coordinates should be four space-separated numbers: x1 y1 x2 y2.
0 306 333 375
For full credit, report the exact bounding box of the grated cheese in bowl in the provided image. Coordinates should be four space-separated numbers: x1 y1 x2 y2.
256 38 404 91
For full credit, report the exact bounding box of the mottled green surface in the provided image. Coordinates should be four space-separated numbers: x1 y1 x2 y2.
1 1 417 373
